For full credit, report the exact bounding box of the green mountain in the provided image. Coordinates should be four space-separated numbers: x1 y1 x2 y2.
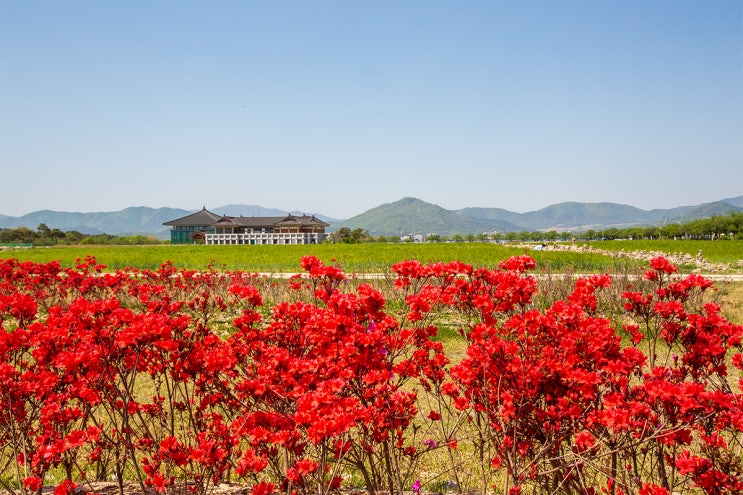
721 196 743 208
0 207 193 238
332 197 743 236
1 197 741 238
0 205 338 239
517 202 660 230
335 197 521 237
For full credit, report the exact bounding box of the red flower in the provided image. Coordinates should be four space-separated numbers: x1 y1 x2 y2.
251 482 276 495
649 256 678 275
54 480 77 495
638 484 669 495
24 476 43 492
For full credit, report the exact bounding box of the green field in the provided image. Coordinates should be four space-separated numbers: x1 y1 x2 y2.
587 239 743 266
1 239 741 273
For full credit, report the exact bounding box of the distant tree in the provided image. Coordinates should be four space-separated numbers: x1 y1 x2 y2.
603 228 621 240
330 227 370 244
642 226 657 239
0 229 18 243
663 223 682 239
64 231 85 244
330 227 351 243
354 228 370 243
623 227 641 240
37 223 51 238
0 227 37 244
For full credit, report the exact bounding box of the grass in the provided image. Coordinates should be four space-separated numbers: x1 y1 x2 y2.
0 242 664 273
719 280 743 325
587 239 743 266
0 243 503 272
4 240 741 274
2 241 740 323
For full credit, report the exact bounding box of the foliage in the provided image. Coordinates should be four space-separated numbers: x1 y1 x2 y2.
334 197 503 237
612 212 743 241
0 224 163 246
332 197 743 238
0 244 525 272
327 227 371 244
379 212 743 243
1 254 742 495
2 240 741 277
472 213 743 243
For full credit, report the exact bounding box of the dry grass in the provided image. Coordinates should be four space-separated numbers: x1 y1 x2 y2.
719 280 743 325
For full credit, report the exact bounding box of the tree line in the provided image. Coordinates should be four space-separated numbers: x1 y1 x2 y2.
2 212 741 246
334 212 743 243
0 223 164 246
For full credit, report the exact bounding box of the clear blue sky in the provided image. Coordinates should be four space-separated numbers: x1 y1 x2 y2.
1 0 741 219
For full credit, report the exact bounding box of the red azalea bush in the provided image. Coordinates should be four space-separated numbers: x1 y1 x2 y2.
0 255 741 495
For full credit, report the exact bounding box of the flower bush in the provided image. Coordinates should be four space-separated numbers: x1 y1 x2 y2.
0 255 741 495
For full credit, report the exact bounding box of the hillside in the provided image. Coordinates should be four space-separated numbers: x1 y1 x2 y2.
0 207 192 238
0 206 338 239
336 198 522 237
0 196 741 238
333 197 743 236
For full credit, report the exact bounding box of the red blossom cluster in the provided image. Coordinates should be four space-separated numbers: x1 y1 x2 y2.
1 255 742 495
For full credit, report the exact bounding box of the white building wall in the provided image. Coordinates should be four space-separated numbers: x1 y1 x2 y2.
205 232 326 245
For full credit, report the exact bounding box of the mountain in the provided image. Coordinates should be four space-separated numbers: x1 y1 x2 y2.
0 205 339 239
517 202 652 230
212 205 337 224
0 207 193 238
0 197 741 238
457 202 651 232
722 196 743 208
332 196 743 236
336 198 522 237
212 204 291 218
678 201 743 220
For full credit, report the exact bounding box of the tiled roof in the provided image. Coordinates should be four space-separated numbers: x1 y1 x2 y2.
231 216 287 227
163 207 222 227
275 215 330 227
164 210 329 229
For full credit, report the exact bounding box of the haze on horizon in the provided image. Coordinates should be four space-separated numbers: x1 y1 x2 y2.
1 1 741 219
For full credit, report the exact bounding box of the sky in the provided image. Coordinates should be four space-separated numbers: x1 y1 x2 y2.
1 0 742 220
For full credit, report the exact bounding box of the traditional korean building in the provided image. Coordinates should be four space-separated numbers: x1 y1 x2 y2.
164 207 329 245
163 207 222 244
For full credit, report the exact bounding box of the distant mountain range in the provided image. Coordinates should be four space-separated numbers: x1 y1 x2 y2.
335 196 743 236
1 196 741 239
0 205 336 239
